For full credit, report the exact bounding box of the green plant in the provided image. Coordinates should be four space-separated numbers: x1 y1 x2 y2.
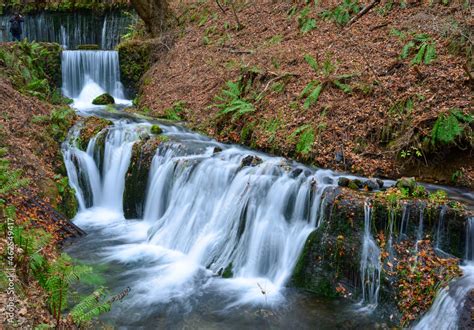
298 7 317 33
398 33 437 65
69 287 111 326
321 0 360 26
0 147 29 195
161 101 187 121
431 109 473 146
214 80 255 120
48 107 77 142
300 54 354 109
289 125 315 155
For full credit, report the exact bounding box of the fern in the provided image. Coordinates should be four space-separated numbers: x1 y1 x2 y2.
300 55 354 109
303 82 324 109
296 128 315 154
431 109 471 145
69 287 111 325
399 33 437 65
321 0 360 26
298 8 317 33
215 80 255 120
0 148 29 195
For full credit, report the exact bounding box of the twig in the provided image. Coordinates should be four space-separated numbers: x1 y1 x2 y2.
215 0 226 14
370 22 389 31
346 0 381 27
229 1 243 30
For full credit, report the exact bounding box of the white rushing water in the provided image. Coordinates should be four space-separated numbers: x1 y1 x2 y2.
359 201 381 310
415 217 474 330
63 120 343 309
62 50 131 109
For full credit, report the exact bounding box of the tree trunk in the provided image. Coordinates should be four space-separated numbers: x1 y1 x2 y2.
130 0 172 37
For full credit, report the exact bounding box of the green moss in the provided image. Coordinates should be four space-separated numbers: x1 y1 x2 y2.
92 93 115 105
78 117 113 151
222 263 233 278
57 176 78 219
76 44 100 50
150 124 163 135
117 40 154 96
0 41 62 100
0 0 131 14
123 136 165 219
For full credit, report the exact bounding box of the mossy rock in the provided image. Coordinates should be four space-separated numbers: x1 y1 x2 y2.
150 124 163 135
76 44 100 50
123 136 165 219
92 93 115 105
78 116 113 150
117 39 157 96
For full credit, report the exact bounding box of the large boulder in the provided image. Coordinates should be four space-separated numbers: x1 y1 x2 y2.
92 93 115 105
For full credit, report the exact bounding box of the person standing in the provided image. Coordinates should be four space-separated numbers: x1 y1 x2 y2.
9 13 24 41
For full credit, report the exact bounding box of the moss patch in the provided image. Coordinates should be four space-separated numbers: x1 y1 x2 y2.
123 136 165 219
78 116 113 151
117 39 155 96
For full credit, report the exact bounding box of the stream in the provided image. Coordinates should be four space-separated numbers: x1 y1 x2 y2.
59 47 473 328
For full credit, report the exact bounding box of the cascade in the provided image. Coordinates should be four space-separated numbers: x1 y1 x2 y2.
435 205 448 252
359 201 381 309
398 203 410 241
63 121 337 307
0 11 132 49
415 217 474 329
61 50 129 108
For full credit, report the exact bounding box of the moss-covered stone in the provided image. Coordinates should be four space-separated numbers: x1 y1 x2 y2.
92 93 115 105
150 124 163 135
117 39 155 96
76 44 100 50
78 116 113 151
222 263 233 278
123 136 165 219
292 188 364 298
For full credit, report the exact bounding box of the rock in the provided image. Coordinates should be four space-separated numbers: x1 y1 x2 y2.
291 168 304 178
353 179 363 188
348 181 360 190
76 44 100 50
396 177 417 193
376 179 385 189
241 155 262 167
338 177 350 187
335 151 344 163
213 146 222 154
364 178 380 191
150 124 163 135
92 93 115 105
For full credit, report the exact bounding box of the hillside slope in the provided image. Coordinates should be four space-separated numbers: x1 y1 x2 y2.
136 0 473 187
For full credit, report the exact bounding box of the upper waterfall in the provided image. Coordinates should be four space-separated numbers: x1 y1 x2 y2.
0 11 133 49
62 50 130 109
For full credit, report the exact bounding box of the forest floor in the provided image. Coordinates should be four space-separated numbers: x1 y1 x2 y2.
136 0 473 188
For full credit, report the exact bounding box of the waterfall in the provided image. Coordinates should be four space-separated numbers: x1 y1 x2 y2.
63 121 337 307
435 205 448 252
399 203 410 242
0 11 133 49
415 217 474 329
63 121 139 212
61 50 129 108
359 201 381 309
